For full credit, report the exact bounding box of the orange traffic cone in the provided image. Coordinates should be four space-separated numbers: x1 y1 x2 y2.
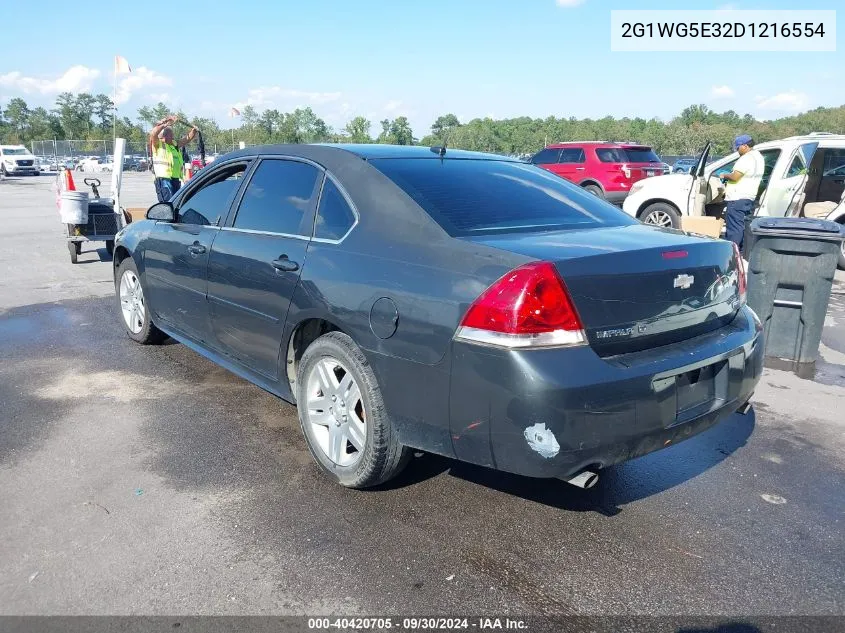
65 168 76 191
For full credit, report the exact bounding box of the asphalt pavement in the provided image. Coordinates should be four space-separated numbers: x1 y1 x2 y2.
0 173 843 618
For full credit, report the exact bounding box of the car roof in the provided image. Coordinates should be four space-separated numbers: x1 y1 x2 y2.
223 143 520 163
544 141 652 148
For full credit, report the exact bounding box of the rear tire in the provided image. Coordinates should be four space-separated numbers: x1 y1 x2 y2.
115 257 166 344
296 331 411 488
105 240 115 256
583 184 604 198
640 202 681 229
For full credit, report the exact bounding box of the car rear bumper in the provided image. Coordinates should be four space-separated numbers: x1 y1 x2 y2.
449 305 764 479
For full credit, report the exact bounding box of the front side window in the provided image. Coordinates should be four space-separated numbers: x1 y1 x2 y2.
370 158 637 237
233 159 321 235
178 163 248 225
530 149 560 165
315 178 356 240
786 154 807 178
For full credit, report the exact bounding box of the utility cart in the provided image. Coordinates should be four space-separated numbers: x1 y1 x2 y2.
64 177 125 264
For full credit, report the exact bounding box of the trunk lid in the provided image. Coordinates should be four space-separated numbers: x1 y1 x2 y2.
463 224 742 356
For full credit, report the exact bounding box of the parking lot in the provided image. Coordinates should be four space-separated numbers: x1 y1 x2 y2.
1 172 844 616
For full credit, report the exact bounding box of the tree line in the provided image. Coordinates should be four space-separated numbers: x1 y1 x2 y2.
2 92 844 157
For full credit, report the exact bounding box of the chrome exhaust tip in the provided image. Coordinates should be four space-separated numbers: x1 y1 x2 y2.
566 470 599 489
737 399 753 415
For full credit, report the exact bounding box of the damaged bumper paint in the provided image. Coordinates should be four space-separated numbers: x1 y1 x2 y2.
449 305 764 480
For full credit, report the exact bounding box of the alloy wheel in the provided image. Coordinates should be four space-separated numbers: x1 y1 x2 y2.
119 270 145 334
644 210 674 228
305 357 367 467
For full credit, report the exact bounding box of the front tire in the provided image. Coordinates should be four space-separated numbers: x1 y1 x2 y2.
640 202 681 229
115 257 166 344
296 331 410 488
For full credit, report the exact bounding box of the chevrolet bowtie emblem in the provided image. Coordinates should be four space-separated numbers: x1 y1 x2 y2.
673 273 694 290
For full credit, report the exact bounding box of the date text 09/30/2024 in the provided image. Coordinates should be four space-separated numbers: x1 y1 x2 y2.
308 617 528 630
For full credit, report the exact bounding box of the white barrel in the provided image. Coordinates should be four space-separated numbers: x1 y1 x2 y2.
59 191 89 225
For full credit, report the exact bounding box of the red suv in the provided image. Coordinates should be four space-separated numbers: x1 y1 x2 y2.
529 142 664 204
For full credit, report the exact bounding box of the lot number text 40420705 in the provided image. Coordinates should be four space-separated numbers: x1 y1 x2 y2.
307 617 528 630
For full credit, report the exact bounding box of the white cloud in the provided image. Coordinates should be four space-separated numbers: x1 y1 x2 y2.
148 92 172 103
555 0 585 6
115 66 172 105
755 91 809 112
236 86 342 110
383 100 402 113
0 65 100 95
711 85 734 98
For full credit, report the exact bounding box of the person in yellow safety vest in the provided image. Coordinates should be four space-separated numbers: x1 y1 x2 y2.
149 114 198 202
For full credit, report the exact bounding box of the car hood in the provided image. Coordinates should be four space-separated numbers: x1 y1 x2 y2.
640 173 693 188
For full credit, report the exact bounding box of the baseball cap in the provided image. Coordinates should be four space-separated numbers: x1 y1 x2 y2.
734 134 753 150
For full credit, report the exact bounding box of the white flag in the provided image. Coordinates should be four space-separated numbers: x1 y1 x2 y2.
114 55 132 75
229 107 241 117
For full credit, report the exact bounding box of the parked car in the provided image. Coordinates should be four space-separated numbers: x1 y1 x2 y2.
528 142 666 204
623 134 845 232
673 158 698 174
38 157 58 173
113 144 763 489
0 145 39 176
660 162 672 175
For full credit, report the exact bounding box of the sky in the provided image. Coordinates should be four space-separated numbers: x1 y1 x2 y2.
0 0 842 136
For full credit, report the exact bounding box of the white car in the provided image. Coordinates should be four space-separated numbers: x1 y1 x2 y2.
622 133 845 232
0 145 40 176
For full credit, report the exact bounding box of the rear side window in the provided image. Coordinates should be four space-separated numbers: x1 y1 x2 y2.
559 148 586 163
315 177 356 240
596 148 627 163
370 158 637 237
233 159 321 235
530 148 560 164
622 147 661 163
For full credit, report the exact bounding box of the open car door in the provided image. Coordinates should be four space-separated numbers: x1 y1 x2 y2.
685 142 711 217
758 141 818 217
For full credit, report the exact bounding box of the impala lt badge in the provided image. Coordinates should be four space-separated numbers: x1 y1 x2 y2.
673 273 694 290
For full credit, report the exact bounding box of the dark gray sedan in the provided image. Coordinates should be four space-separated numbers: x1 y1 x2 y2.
113 144 763 489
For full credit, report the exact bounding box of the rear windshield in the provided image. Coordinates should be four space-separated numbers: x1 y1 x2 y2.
596 147 660 163
370 158 637 237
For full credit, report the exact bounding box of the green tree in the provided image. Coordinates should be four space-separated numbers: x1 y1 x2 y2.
93 94 114 133
343 116 372 143
431 113 460 143
3 98 31 139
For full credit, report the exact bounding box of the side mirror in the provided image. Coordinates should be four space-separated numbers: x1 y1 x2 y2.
146 201 175 222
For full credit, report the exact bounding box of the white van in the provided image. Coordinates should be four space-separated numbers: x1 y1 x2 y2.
0 145 40 176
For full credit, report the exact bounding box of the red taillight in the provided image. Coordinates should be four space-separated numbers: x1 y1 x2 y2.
732 242 747 305
456 262 586 348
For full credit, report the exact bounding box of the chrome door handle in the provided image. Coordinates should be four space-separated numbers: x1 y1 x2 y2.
187 243 206 256
271 255 299 272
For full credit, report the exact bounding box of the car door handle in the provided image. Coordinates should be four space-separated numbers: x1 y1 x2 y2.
187 242 206 256
575 167 586 171
271 256 299 272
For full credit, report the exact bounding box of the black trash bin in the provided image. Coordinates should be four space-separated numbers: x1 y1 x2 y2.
746 217 845 372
